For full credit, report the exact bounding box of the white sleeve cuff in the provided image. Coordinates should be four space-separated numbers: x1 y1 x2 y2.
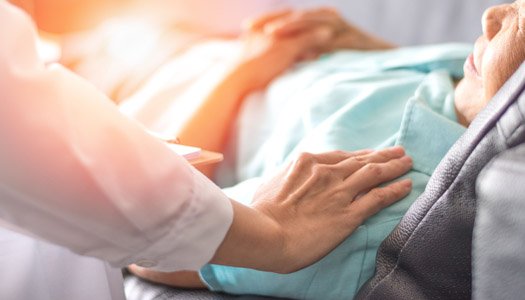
128 168 233 272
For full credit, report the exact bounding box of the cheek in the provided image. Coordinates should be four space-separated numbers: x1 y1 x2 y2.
481 47 509 101
482 38 525 101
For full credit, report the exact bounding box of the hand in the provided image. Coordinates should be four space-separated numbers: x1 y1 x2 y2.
129 147 412 280
233 13 333 92
247 8 395 60
210 147 412 274
251 147 412 273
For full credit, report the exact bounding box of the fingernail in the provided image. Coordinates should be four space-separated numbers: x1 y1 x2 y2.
401 156 413 165
400 179 413 188
391 146 405 151
386 146 405 156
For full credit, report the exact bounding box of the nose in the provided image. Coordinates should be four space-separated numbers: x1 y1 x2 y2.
482 4 509 41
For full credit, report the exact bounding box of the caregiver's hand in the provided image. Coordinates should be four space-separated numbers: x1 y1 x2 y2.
211 146 412 273
247 8 395 60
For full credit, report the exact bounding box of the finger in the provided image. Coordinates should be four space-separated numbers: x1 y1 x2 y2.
284 26 334 58
270 18 329 36
283 149 372 192
270 12 343 36
343 156 413 197
334 147 408 178
245 9 294 32
348 179 413 223
309 146 405 166
310 149 373 165
298 50 322 62
350 146 406 164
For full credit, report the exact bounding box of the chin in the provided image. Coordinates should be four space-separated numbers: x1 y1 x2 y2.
454 79 484 127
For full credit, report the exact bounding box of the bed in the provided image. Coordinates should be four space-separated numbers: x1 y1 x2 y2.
60 1 513 299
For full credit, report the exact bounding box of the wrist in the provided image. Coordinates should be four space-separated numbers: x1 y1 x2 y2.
225 61 258 96
211 201 288 272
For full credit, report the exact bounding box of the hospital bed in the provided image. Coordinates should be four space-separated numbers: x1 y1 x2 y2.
116 1 525 299
123 54 525 300
72 0 525 300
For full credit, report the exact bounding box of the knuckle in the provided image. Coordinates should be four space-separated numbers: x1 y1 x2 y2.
296 152 316 166
378 151 391 160
393 182 409 196
309 171 321 183
370 190 388 206
372 150 390 161
353 155 365 162
312 164 330 178
332 150 348 158
352 156 367 166
346 208 365 226
364 163 383 177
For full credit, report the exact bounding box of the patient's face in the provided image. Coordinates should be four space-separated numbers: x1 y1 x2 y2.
455 0 525 126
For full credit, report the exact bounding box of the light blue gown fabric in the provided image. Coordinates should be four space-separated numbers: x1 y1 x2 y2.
201 44 471 300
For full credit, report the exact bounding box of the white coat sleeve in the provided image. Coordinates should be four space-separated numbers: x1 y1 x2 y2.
0 2 233 272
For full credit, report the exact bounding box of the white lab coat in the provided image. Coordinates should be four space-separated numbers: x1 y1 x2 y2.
0 2 233 299
0 226 125 300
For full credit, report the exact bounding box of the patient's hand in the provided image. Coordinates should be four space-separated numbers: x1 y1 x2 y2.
234 14 333 92
128 266 206 289
227 8 395 94
246 8 395 60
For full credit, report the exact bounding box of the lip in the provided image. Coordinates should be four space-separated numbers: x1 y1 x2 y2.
464 53 481 78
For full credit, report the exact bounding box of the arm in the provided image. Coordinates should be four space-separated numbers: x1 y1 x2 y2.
0 2 235 271
131 148 414 285
127 268 206 289
1 2 413 275
175 23 335 177
166 8 392 178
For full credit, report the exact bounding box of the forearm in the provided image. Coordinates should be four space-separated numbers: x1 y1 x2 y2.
127 267 206 289
130 147 412 287
176 65 251 177
129 199 287 287
210 200 288 272
130 199 291 287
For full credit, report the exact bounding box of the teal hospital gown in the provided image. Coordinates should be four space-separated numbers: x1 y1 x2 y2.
200 44 471 300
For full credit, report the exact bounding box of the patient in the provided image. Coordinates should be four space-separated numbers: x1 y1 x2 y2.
129 1 525 299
